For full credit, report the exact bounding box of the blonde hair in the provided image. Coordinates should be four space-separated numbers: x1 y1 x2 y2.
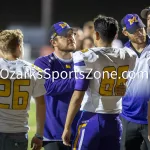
0 29 23 54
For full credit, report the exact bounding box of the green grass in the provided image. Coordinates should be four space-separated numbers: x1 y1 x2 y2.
28 102 44 150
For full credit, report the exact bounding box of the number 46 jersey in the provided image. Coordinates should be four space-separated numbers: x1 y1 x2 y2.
0 58 46 133
73 47 136 114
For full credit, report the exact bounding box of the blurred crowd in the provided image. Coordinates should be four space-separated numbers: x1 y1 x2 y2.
40 20 123 56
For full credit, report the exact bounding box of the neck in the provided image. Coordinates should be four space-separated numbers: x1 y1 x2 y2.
96 41 112 47
54 49 72 60
3 54 18 61
131 42 146 53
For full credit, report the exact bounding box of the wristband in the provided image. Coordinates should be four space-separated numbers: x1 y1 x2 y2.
35 133 43 140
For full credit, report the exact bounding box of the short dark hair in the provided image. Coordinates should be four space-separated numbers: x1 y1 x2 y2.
94 15 119 43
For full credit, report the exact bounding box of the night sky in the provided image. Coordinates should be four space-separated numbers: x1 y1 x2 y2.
0 0 149 39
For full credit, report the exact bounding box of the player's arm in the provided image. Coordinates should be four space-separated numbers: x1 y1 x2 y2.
31 95 46 150
62 73 89 146
34 95 46 137
64 91 85 129
62 51 91 146
34 58 75 96
31 77 46 150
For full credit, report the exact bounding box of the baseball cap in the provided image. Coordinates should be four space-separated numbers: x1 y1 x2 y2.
121 14 145 34
49 21 72 40
141 6 150 19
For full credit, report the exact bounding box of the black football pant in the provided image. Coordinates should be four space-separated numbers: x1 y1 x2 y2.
43 141 72 150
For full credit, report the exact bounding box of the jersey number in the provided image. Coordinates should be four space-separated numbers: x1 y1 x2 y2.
99 66 129 96
0 79 30 110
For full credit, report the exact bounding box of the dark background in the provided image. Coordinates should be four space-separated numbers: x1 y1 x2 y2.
0 0 149 59
0 0 149 30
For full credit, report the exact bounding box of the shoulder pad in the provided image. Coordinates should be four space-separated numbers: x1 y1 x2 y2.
31 64 43 72
81 49 89 53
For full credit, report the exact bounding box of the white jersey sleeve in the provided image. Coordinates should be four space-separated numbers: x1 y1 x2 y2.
73 49 99 73
32 76 46 98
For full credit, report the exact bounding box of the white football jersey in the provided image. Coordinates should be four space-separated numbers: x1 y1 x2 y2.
0 58 46 133
73 47 136 114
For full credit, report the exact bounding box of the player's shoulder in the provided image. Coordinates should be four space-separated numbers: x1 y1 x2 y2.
0 58 4 65
73 48 99 63
73 49 89 55
0 58 3 62
102 47 136 59
0 58 8 69
18 59 44 75
98 47 136 60
72 49 88 60
87 47 117 59
89 47 116 56
74 48 97 55
120 47 136 58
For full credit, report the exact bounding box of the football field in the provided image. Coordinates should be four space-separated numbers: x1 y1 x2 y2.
28 102 44 150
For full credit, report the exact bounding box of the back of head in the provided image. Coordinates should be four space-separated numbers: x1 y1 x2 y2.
94 15 119 44
0 29 23 58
